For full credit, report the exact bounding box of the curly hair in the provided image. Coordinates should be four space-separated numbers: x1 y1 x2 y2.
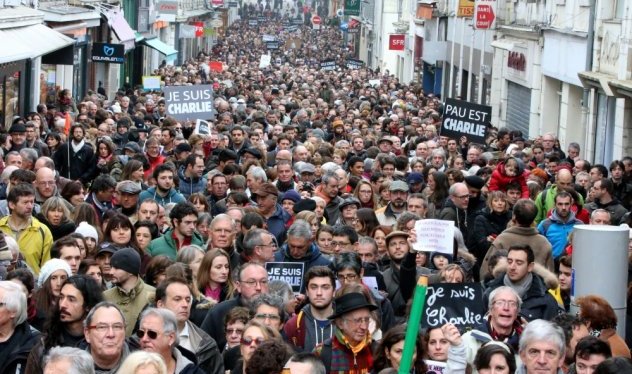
245 339 294 374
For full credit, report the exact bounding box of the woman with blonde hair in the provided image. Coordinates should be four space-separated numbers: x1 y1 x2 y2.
233 320 281 374
116 351 167 374
38 196 76 240
197 248 235 303
295 211 320 240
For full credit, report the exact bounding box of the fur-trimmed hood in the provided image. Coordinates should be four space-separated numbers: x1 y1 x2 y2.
493 261 559 290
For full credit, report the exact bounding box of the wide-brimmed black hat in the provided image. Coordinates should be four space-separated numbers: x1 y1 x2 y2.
329 292 378 319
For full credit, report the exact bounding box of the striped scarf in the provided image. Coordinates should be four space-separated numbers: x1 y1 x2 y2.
329 329 374 374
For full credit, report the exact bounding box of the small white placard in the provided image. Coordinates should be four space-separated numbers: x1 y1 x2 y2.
413 219 455 254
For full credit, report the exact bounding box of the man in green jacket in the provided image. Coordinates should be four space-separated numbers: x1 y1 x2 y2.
148 202 205 259
534 168 581 224
103 248 155 336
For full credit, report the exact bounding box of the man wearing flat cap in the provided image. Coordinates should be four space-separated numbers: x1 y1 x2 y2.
253 183 290 244
376 180 409 227
314 292 377 373
103 248 155 336
116 180 141 223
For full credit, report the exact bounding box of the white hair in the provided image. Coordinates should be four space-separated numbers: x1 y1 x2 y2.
0 281 27 326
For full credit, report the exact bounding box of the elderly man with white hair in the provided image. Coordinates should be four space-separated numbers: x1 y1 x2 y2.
0 280 40 373
43 346 95 374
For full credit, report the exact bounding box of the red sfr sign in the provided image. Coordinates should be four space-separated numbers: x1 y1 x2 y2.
389 34 405 51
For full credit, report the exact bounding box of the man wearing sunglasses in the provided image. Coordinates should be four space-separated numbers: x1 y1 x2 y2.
138 308 205 374
155 277 223 374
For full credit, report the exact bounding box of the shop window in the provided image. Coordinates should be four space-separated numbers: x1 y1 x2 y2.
0 71 20 129
614 0 624 19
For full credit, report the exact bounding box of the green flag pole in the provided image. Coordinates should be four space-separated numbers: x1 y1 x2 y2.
398 276 429 374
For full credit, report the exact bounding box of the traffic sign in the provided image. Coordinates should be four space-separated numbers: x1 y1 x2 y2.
311 15 321 25
475 1 496 29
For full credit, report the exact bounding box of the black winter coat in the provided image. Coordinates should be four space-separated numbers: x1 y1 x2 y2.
53 142 95 183
483 272 562 321
470 208 512 260
0 322 40 374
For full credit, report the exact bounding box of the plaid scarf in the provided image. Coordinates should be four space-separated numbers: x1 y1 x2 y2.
329 329 374 374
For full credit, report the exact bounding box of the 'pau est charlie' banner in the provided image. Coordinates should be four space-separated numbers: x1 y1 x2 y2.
164 85 215 122
440 98 491 144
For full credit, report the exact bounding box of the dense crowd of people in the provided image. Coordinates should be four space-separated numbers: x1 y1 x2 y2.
1 8 632 374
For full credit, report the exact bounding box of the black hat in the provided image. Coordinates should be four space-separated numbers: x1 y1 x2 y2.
175 143 192 154
465 175 485 190
96 242 118 257
293 198 316 214
329 292 378 319
241 147 262 159
124 142 142 154
109 247 141 276
9 123 26 134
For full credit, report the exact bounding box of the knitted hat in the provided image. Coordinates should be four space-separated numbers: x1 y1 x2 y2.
75 222 99 242
38 259 72 287
110 248 141 276
281 189 301 203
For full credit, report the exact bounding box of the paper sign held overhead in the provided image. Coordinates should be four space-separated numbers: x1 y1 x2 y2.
194 119 211 135
259 54 271 68
413 219 455 254
142 76 161 90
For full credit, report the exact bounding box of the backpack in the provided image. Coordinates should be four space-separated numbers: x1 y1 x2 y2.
286 310 307 350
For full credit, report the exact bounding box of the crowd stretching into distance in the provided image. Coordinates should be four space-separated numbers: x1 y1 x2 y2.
1 7 632 374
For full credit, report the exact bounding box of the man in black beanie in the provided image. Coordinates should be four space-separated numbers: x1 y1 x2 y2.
103 248 155 336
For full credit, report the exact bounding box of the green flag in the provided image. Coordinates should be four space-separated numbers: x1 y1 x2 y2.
344 0 360 16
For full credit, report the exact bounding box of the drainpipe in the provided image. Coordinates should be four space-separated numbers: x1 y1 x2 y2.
581 0 595 161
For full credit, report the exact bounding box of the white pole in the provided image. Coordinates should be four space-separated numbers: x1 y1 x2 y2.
467 19 474 101
478 29 485 104
458 16 465 98
448 0 457 98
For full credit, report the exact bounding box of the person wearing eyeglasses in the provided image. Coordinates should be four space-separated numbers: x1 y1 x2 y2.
138 308 205 374
242 228 278 263
201 262 270 351
438 182 470 240
483 245 561 322
250 294 286 332
231 320 281 374
313 292 378 374
446 286 527 370
0 281 41 374
82 301 132 373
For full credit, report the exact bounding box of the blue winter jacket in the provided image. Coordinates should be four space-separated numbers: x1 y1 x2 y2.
139 186 186 207
537 209 583 258
266 204 291 244
274 242 332 293
177 166 207 198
